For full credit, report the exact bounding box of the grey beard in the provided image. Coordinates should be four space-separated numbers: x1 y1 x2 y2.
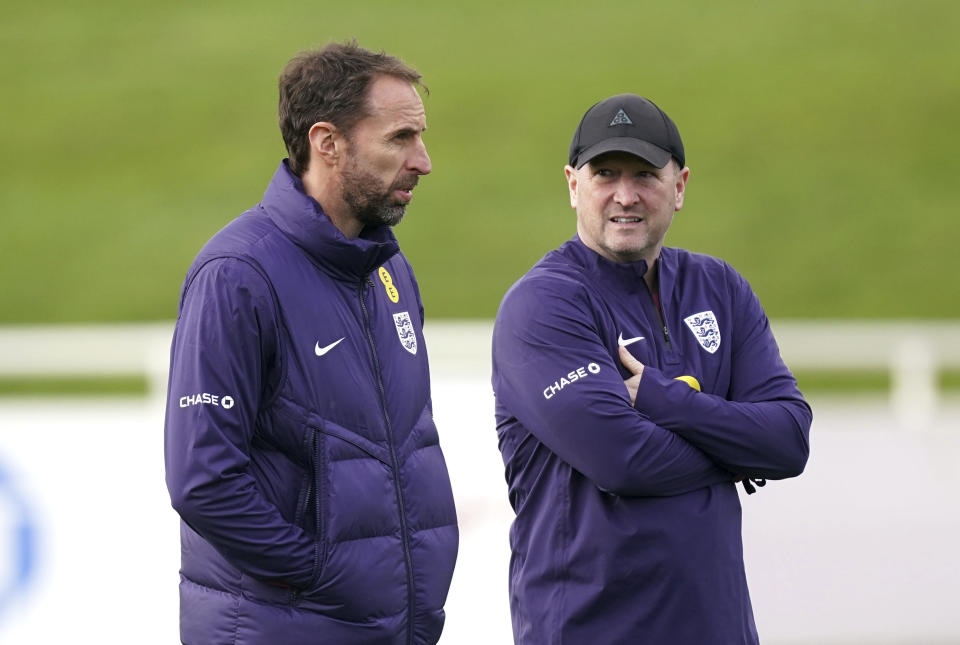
341 165 407 229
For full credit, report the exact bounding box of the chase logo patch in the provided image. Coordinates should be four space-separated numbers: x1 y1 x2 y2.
683 310 721 354
393 311 417 355
378 267 399 304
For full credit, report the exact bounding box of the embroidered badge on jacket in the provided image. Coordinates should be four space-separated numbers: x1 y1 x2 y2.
393 311 417 355
379 267 400 303
684 310 721 354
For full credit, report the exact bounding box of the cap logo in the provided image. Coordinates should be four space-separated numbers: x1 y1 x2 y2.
609 109 633 126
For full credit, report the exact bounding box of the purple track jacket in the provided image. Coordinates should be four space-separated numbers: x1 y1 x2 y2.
492 236 811 644
164 162 458 644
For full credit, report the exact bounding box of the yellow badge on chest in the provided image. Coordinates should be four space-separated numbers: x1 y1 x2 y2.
378 267 400 303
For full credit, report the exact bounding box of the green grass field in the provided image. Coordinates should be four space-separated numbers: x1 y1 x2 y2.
1 369 955 398
2 0 958 323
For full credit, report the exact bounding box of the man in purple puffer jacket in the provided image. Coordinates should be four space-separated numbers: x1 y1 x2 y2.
492 94 812 643
164 42 458 644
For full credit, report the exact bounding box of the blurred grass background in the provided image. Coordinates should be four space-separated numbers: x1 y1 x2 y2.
1 369 954 398
1 0 957 326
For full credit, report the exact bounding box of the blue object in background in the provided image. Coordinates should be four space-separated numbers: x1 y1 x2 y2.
0 456 37 621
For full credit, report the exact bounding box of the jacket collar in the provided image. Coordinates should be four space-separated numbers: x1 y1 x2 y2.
560 235 650 295
259 161 400 282
559 235 679 299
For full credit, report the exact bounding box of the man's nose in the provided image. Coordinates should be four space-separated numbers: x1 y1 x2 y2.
409 140 432 175
613 180 639 206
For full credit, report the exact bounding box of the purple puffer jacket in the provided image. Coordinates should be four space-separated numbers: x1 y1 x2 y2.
164 162 458 644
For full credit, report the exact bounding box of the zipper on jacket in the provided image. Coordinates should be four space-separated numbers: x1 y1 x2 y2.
661 323 673 351
641 279 673 352
653 285 673 351
311 431 323 576
289 431 321 605
358 278 416 645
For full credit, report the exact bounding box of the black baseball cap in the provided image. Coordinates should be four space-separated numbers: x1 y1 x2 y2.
568 94 685 170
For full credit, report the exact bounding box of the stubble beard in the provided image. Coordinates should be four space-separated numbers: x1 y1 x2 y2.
340 159 414 230
602 205 674 265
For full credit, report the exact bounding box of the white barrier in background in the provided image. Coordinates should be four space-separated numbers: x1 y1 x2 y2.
1 320 958 429
1 321 959 643
0 322 173 398
771 320 960 431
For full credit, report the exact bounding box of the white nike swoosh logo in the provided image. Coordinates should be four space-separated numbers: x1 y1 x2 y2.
314 337 345 356
618 332 645 347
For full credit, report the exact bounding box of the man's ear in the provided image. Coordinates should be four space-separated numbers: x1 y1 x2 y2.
308 122 342 167
674 166 690 211
564 165 578 209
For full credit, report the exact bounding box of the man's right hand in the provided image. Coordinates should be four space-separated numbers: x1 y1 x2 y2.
619 345 644 406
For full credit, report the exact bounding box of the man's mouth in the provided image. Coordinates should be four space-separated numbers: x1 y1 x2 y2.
611 216 643 223
392 178 419 203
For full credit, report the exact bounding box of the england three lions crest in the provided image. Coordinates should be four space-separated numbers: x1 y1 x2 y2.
683 310 721 354
393 311 418 355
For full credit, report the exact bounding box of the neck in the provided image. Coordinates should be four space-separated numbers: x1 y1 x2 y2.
301 168 362 239
643 256 659 293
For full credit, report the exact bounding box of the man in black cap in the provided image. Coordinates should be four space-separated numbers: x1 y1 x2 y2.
491 94 811 643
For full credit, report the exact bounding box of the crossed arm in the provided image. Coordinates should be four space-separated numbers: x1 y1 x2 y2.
493 276 811 498
618 310 811 482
